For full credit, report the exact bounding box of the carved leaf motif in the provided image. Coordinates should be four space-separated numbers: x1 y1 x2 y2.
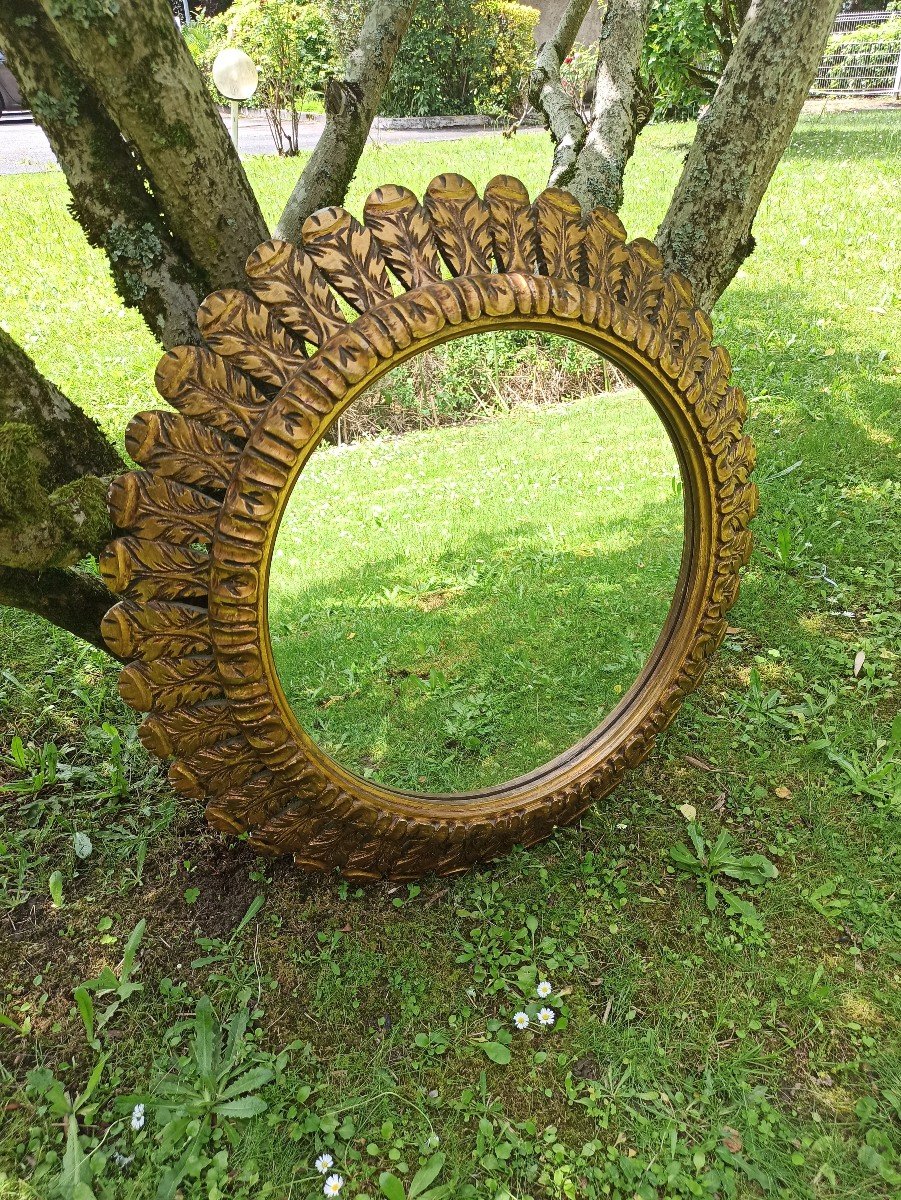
582 206 629 297
118 655 220 713
169 736 261 799
108 472 219 545
244 239 346 347
424 173 493 276
154 345 268 441
533 187 585 280
99 537 209 602
197 290 305 388
139 700 239 758
101 599 211 661
125 412 238 492
206 771 303 833
484 175 538 273
364 185 443 290
302 206 393 314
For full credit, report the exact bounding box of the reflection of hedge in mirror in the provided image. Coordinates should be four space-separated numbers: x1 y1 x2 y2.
337 330 628 441
377 0 539 118
184 0 337 154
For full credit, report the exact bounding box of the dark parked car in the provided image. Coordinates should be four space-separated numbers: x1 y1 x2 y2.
0 52 26 118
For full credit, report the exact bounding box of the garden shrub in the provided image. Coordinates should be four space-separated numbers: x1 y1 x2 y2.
183 0 337 154
818 18 901 94
378 0 538 119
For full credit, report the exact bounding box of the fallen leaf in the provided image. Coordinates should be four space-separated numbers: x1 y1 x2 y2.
853 650 865 677
722 1127 743 1153
774 786 792 799
685 755 716 772
678 804 697 821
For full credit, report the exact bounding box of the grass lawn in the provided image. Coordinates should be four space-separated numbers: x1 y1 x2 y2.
0 111 899 1200
270 382 682 792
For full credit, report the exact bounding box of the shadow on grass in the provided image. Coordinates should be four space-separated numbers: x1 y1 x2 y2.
269 499 684 794
785 111 901 163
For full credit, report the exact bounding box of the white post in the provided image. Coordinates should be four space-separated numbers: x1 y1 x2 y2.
182 0 191 25
231 100 240 152
893 43 901 99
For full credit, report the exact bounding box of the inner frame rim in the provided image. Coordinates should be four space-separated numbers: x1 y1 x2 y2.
209 283 716 817
264 324 692 799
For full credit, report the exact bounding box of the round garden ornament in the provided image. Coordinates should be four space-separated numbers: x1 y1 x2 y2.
101 173 757 880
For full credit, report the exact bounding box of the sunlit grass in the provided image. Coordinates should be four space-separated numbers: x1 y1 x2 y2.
270 383 682 791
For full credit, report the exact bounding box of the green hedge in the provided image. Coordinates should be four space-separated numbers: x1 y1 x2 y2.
379 0 538 119
819 18 901 93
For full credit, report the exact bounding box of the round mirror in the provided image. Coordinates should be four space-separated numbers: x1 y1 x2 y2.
267 332 684 794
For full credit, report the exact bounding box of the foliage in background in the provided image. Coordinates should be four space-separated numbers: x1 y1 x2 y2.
184 0 337 153
642 0 724 118
818 17 901 94
561 2 751 124
379 0 538 118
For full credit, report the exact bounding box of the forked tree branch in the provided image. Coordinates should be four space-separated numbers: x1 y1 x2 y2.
528 0 594 186
277 0 420 242
656 0 842 308
560 0 652 212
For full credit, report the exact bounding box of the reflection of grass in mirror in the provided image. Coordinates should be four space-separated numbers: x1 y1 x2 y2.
268 388 683 792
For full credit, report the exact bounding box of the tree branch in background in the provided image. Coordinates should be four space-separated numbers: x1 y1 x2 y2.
656 0 841 308
0 329 123 490
0 0 204 348
277 0 420 242
40 0 268 292
0 566 114 653
0 330 122 642
528 0 594 188
561 0 652 212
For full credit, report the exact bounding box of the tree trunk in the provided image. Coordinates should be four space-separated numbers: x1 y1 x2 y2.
0 329 123 490
528 0 594 188
40 0 269 292
277 0 420 242
0 566 115 653
0 0 204 348
656 0 841 309
0 331 122 644
562 0 652 212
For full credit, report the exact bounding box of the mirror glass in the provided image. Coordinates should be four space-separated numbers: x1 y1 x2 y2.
268 332 684 793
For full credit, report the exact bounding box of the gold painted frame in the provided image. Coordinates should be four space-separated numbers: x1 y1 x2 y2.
101 174 757 880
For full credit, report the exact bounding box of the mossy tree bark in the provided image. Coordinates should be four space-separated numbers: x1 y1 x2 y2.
0 329 124 644
276 0 420 241
0 0 204 348
656 0 842 308
531 0 652 212
38 0 269 292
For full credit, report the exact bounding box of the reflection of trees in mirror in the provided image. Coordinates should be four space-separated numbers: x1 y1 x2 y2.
268 385 683 794
328 330 628 442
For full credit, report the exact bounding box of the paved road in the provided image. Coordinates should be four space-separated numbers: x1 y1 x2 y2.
0 111 504 175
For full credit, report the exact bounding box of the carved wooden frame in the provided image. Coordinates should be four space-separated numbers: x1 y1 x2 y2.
101 173 757 880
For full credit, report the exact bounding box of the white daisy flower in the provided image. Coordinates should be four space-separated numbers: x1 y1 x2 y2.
323 1175 344 1196
315 1154 334 1175
537 1007 555 1027
513 1011 530 1030
130 1102 145 1131
536 980 552 998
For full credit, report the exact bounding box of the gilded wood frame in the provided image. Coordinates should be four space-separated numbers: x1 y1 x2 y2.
101 174 757 880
